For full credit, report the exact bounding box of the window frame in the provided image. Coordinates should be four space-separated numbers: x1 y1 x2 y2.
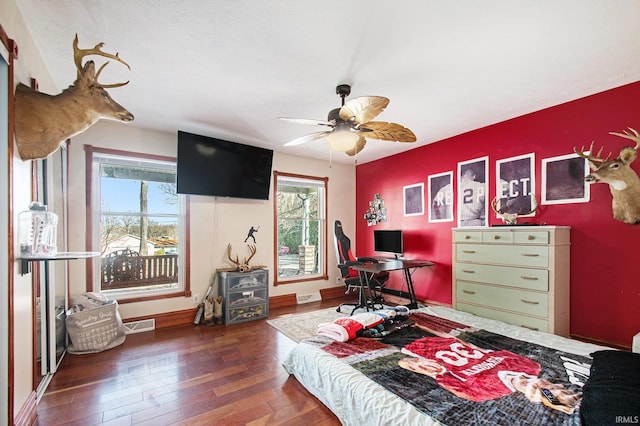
84 145 191 303
273 170 328 285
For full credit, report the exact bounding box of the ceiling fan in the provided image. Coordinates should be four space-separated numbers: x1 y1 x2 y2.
280 84 417 156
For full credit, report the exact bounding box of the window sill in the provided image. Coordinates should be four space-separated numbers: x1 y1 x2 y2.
274 274 328 286
107 290 190 304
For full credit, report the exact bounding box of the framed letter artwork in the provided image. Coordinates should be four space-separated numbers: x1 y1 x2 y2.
403 182 424 216
542 153 590 204
428 171 453 223
495 153 536 217
457 156 488 227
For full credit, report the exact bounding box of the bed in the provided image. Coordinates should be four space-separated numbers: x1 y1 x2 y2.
282 306 640 426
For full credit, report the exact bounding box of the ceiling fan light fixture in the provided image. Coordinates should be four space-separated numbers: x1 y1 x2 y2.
326 125 359 152
281 84 416 155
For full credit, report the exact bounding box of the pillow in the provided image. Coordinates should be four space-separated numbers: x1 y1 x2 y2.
580 350 640 425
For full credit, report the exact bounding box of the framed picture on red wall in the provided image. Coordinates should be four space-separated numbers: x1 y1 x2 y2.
495 153 536 218
541 153 590 204
457 156 488 227
403 182 424 216
428 171 453 222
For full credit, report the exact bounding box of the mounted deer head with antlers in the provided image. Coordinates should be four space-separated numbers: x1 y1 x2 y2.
574 127 640 224
491 193 539 225
14 34 134 160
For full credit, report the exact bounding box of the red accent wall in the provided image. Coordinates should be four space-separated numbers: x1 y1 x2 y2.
356 80 640 348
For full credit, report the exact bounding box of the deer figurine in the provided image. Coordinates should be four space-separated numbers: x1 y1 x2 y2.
491 193 539 225
574 127 640 224
14 34 134 160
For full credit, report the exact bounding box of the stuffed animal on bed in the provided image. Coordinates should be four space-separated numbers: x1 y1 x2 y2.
317 306 412 342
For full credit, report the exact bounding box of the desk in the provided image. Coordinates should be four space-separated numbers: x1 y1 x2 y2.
349 259 435 312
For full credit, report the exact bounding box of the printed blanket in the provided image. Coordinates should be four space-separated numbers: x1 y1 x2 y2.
304 312 591 426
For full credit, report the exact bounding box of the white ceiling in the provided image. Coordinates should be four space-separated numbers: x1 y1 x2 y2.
15 0 640 164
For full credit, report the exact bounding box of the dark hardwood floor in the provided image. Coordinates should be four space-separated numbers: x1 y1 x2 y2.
36 298 350 426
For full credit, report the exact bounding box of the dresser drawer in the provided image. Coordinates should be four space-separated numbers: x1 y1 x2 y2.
227 288 267 307
453 231 483 243
514 231 549 245
226 303 268 324
221 270 268 291
456 244 549 268
456 281 549 317
457 302 549 333
482 230 513 243
455 263 549 291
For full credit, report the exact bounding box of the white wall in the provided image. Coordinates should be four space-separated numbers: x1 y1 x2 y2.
67 120 356 319
1 1 354 418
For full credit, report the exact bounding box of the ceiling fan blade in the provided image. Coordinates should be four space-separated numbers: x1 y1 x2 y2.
283 130 332 146
339 96 389 124
345 135 366 156
359 121 417 142
279 117 334 127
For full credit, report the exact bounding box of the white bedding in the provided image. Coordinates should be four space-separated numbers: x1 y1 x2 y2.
282 306 610 426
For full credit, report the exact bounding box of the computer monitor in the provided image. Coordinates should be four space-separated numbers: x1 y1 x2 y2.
373 229 403 258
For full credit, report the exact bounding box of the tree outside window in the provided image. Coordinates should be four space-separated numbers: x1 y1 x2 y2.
86 146 189 300
274 171 327 284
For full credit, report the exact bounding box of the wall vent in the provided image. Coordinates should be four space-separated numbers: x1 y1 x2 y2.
123 318 155 334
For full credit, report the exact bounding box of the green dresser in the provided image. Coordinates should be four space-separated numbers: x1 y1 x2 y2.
452 227 570 336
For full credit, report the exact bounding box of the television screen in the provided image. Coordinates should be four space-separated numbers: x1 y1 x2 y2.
374 229 403 256
176 131 273 200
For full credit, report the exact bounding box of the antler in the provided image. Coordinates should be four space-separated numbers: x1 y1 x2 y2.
609 127 640 150
73 33 130 88
491 194 538 225
574 141 611 164
226 243 241 267
245 245 257 265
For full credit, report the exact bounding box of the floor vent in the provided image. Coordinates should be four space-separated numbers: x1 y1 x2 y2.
297 293 321 304
123 318 155 335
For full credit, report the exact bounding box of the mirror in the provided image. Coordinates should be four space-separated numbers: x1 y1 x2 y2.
33 143 69 396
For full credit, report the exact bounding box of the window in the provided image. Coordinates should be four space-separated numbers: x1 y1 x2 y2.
274 171 328 284
85 146 190 301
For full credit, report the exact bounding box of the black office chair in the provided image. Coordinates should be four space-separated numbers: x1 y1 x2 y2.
334 220 389 314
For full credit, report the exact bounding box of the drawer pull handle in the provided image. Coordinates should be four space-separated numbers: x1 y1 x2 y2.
464 235 471 240
521 325 539 331
462 250 476 254
521 253 540 257
521 299 539 305
520 276 539 281
493 235 500 240
527 235 535 240
462 290 476 295
461 269 476 274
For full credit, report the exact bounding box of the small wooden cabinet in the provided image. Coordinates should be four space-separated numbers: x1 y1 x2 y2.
218 269 269 324
452 226 570 336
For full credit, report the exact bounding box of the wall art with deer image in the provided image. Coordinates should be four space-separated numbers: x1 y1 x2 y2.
14 34 134 160
574 128 640 224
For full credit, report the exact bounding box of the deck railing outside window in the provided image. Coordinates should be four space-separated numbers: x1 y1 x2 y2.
100 254 178 290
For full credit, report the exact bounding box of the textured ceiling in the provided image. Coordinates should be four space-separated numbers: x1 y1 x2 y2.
15 0 640 164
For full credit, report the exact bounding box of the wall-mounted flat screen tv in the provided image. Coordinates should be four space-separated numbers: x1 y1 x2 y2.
176 131 273 200
373 229 404 257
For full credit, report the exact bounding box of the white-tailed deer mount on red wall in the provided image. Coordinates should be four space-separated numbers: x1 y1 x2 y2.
574 127 640 224
14 34 134 160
